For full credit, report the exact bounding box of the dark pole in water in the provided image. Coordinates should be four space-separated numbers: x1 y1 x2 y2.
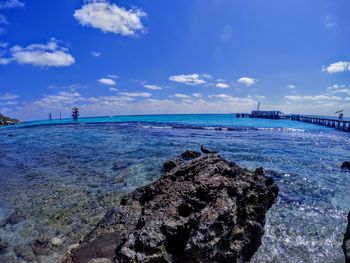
49 112 52 121
60 111 62 121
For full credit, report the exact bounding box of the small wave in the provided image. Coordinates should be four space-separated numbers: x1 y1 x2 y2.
141 125 173 129
258 127 305 133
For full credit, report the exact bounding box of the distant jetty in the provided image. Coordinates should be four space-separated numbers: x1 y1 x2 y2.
235 109 350 132
0 113 20 126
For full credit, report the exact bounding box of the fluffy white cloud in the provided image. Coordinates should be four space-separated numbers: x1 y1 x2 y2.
169 74 207 85
0 0 24 9
98 78 116 86
322 61 350 74
74 1 147 37
109 87 118 92
91 51 101 57
120 92 151 97
216 82 230 89
287 84 296 89
0 92 18 100
144 84 162 90
0 39 75 67
237 77 257 86
173 93 191 99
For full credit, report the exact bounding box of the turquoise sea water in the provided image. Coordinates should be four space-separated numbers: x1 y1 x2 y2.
1 114 350 262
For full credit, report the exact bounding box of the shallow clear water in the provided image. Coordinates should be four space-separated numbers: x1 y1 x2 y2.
1 114 350 262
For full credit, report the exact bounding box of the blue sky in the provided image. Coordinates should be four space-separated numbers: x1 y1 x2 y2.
0 0 349 120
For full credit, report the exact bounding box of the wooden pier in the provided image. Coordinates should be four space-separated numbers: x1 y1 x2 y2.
235 112 350 132
290 115 350 132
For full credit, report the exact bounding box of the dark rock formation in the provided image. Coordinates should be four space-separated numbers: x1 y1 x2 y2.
31 236 52 255
181 150 201 159
62 152 278 263
343 212 350 262
163 158 183 172
341 161 350 170
0 113 19 126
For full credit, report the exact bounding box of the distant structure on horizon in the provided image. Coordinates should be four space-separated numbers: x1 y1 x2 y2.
251 102 284 119
72 106 79 121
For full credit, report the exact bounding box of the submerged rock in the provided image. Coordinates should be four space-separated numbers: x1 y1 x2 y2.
31 236 52 255
341 161 350 170
0 210 25 228
14 244 35 262
62 152 278 263
343 212 350 262
0 238 8 252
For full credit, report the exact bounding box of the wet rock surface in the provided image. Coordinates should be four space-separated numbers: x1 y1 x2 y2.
181 150 201 159
343 212 350 262
62 152 278 263
341 161 350 170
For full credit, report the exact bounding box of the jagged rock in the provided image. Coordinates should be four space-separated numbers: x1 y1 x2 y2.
31 236 52 255
343 212 350 262
62 153 278 263
341 161 350 170
163 158 183 172
181 150 201 159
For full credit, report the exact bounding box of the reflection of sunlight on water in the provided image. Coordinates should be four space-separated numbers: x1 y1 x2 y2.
0 119 350 262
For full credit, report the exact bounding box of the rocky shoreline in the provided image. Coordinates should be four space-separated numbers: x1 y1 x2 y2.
60 151 279 263
0 113 19 126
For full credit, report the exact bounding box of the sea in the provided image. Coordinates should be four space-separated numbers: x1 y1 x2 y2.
1 114 350 262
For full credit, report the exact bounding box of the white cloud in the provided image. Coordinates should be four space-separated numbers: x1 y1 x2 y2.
285 95 342 102
34 91 82 108
0 92 18 100
322 61 350 74
169 74 207 85
74 1 147 37
0 0 24 9
327 84 350 95
98 78 116 86
144 84 162 90
216 82 230 89
109 87 118 92
287 84 296 89
209 94 256 104
173 93 191 99
0 38 75 67
237 77 257 86
192 93 202 98
91 51 101 57
120 92 151 97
